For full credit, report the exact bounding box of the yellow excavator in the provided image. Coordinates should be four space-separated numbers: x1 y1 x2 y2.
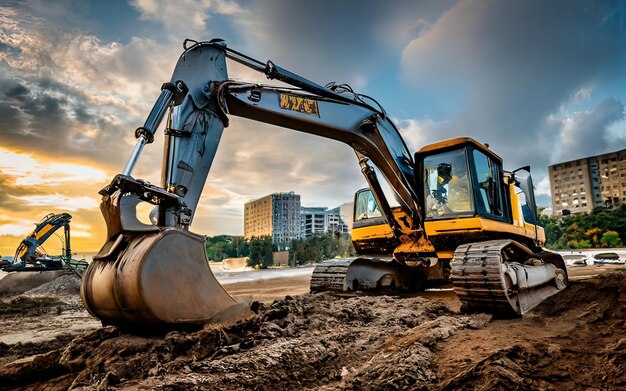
81 39 567 326
1 213 88 275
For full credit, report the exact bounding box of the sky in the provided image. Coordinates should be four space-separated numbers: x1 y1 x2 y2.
0 0 625 254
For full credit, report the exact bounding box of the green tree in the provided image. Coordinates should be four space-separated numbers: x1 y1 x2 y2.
584 227 603 248
205 235 250 261
289 238 307 266
542 205 626 249
288 233 355 265
600 230 622 248
248 236 274 268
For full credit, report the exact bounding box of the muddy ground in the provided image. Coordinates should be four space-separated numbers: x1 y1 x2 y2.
0 266 625 390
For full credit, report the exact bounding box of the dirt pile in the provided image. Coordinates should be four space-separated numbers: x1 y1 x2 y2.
437 271 626 390
0 270 624 390
20 274 81 299
0 271 66 295
0 293 487 390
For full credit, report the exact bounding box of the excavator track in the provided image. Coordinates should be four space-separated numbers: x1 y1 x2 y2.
310 259 356 292
310 257 407 293
450 241 519 316
450 239 568 316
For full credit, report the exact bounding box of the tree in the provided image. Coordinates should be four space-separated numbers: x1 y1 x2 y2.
584 228 603 248
542 205 626 249
248 236 274 269
289 238 307 266
205 235 250 261
288 233 355 265
600 230 622 248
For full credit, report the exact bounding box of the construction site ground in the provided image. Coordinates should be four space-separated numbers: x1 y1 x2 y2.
0 264 625 390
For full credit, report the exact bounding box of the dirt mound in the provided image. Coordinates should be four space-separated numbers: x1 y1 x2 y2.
0 297 65 318
0 271 624 390
19 274 81 298
0 271 65 296
222 257 248 270
438 271 626 391
0 293 486 390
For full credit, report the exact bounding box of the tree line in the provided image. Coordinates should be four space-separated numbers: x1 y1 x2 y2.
540 205 626 249
205 232 356 268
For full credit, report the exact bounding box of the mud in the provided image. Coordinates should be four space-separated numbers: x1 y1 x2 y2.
0 269 624 390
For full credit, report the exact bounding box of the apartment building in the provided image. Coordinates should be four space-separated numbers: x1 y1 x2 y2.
300 205 350 239
244 192 301 244
548 147 626 215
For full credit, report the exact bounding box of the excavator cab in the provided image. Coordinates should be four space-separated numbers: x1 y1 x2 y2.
353 137 544 259
415 137 545 256
352 137 567 315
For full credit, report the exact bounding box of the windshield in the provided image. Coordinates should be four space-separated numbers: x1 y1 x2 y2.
423 148 474 219
354 189 383 221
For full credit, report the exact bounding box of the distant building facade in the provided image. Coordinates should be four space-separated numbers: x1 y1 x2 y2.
338 202 354 232
301 207 327 238
300 205 350 239
325 206 350 235
244 192 301 245
549 147 626 215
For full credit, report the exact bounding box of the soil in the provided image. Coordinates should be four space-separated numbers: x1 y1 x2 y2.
0 265 624 390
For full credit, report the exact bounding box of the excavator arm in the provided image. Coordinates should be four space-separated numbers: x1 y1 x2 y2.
81 39 437 326
160 39 425 238
3 213 72 271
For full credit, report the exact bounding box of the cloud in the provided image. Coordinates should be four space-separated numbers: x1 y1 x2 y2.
0 148 107 186
130 0 244 39
10 194 99 212
535 176 552 197
0 220 35 237
395 117 447 152
400 0 626 200
551 97 625 161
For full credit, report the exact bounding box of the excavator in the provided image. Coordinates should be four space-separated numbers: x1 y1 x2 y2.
1 213 88 274
80 39 568 326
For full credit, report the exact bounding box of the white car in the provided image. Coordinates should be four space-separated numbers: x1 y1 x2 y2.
590 252 625 265
562 254 588 267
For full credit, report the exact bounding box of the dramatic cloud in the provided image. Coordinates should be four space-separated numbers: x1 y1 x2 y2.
1 0 625 251
0 220 36 237
131 0 244 40
0 148 107 186
401 0 626 173
551 97 625 161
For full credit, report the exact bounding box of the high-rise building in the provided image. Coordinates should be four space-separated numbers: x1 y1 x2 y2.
300 205 349 238
325 206 349 235
244 192 301 245
548 147 626 215
300 207 327 238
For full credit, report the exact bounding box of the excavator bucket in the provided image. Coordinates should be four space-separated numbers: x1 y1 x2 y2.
80 41 247 327
81 228 245 325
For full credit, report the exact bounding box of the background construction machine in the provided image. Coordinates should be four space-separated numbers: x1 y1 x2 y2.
80 39 568 327
1 213 88 275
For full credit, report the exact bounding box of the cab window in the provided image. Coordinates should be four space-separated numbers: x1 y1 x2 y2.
354 189 382 221
423 149 474 219
472 150 503 217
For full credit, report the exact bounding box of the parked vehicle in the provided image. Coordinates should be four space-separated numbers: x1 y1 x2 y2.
562 254 588 267
590 252 624 265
